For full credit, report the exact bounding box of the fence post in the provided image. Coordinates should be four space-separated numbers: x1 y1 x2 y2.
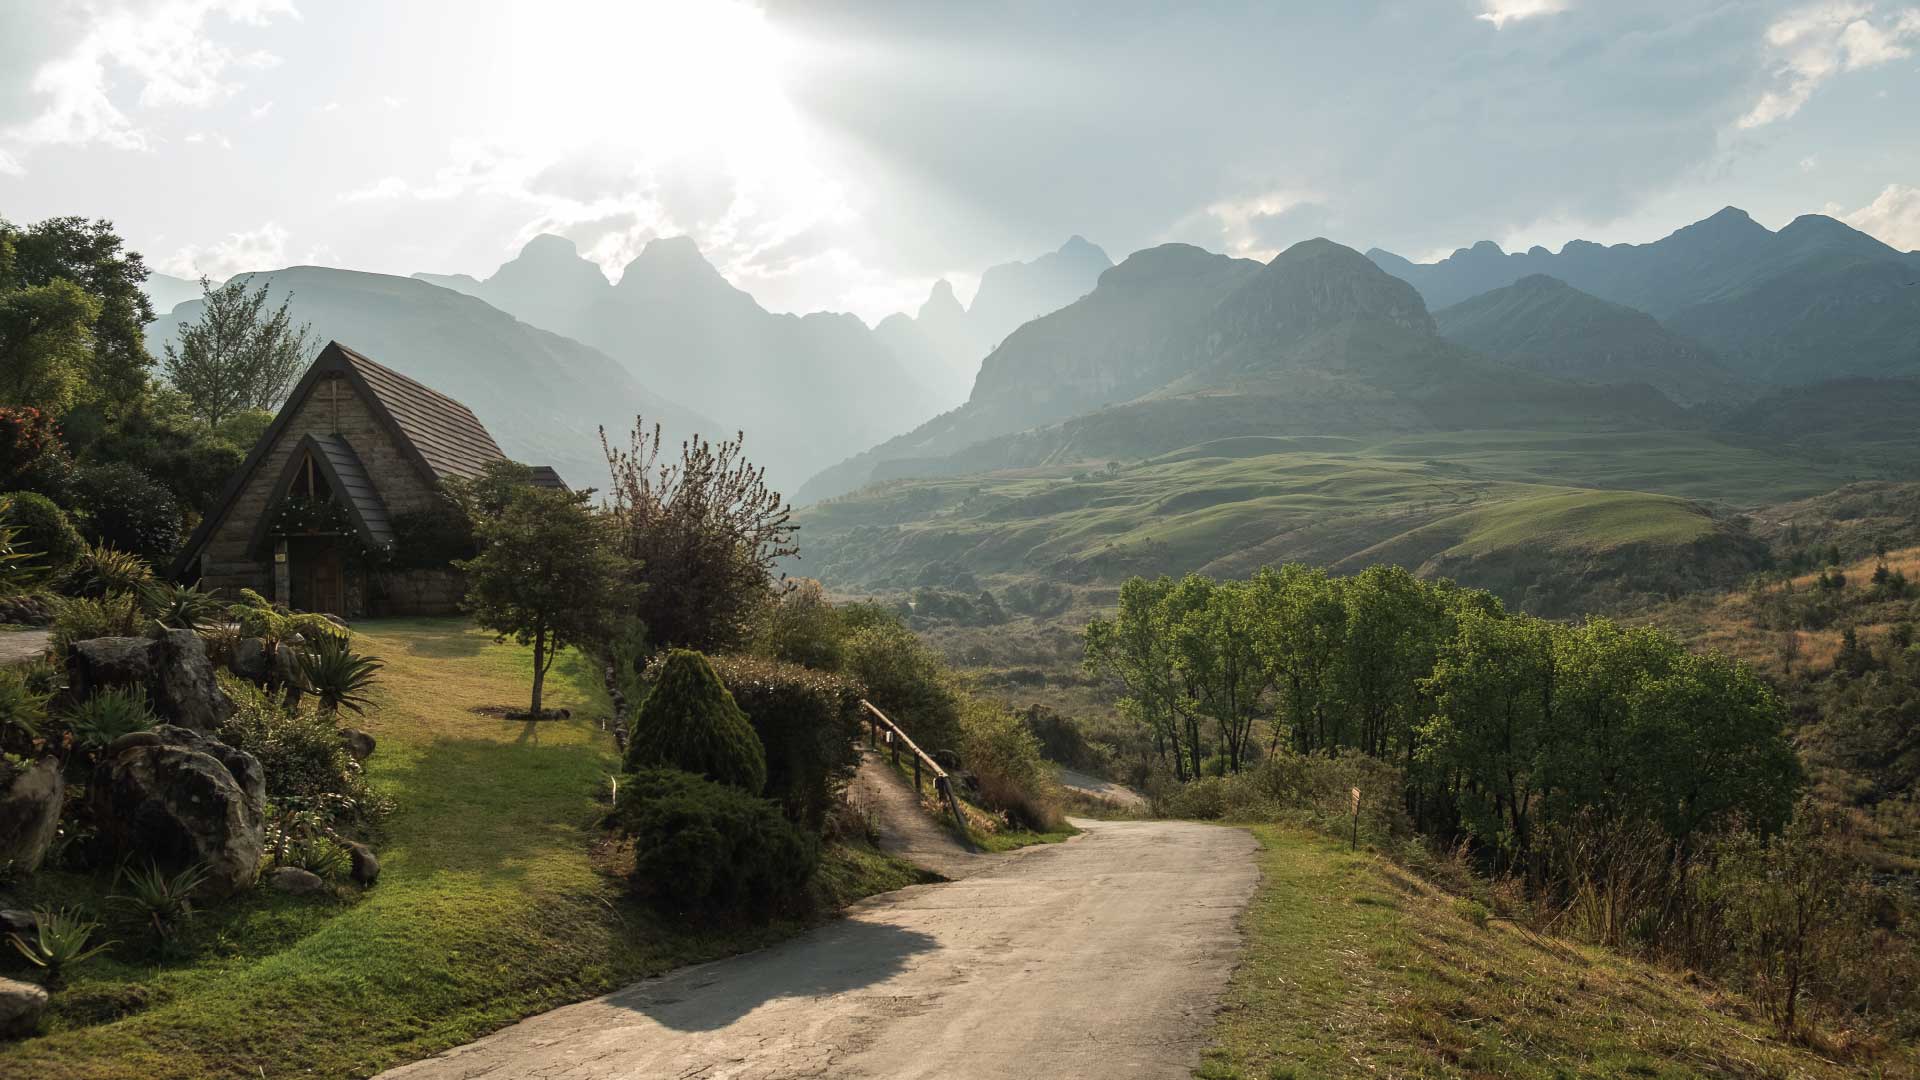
914 755 922 792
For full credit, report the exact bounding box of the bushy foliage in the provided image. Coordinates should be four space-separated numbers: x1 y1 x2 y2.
956 697 1064 832
216 674 391 830
58 542 154 599
2 491 83 577
0 666 51 755
601 420 798 653
224 588 336 644
73 461 181 562
63 687 157 752
51 591 144 654
747 578 847 670
140 580 222 630
708 654 863 828
610 768 819 913
838 608 963 755
624 649 768 794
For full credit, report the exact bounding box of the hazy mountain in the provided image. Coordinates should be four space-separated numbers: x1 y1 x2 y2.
800 238 1686 502
146 267 713 489
1721 377 1920 469
141 272 218 315
872 237 1113 405
1433 275 1753 406
1370 208 1920 384
413 234 943 494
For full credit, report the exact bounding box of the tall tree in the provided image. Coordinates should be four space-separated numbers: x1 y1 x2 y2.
162 276 317 427
0 228 101 414
1 216 156 410
1084 576 1193 779
459 482 633 715
601 420 797 652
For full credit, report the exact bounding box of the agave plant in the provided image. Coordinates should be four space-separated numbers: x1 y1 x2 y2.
140 580 223 631
8 907 114 988
112 861 210 940
299 631 384 718
279 836 351 881
64 687 157 752
57 543 154 600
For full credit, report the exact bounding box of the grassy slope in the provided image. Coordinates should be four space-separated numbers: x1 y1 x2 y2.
0 619 924 1080
1198 826 1907 1080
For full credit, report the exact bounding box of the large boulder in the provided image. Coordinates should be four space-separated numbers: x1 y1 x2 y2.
228 636 272 683
0 757 62 876
67 631 234 732
265 866 326 895
0 976 47 1039
91 725 265 897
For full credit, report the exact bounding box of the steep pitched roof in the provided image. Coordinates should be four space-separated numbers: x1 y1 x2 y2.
527 465 568 490
243 434 396 557
174 341 507 576
332 343 504 480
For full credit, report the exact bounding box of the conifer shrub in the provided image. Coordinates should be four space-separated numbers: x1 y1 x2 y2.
623 649 768 794
708 654 863 829
611 767 819 912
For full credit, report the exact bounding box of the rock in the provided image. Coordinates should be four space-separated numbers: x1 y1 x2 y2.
0 757 63 876
0 976 48 1039
91 725 266 898
67 631 235 731
343 840 380 885
0 911 35 940
229 637 271 683
105 730 163 756
339 728 375 762
67 636 156 700
273 645 307 711
150 629 235 732
266 866 326 895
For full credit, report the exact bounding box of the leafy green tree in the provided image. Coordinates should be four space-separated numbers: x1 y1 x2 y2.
162 276 318 427
459 483 632 715
623 650 768 793
0 215 155 411
1085 576 1193 779
1251 564 1348 754
1169 575 1268 774
0 241 98 413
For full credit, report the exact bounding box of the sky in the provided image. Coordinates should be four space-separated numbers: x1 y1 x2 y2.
2 0 1918 323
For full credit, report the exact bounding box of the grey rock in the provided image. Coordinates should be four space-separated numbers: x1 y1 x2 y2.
343 840 380 885
67 636 156 699
266 866 327 894
0 757 62 876
340 728 375 762
273 645 307 711
0 976 48 1039
151 629 235 732
91 725 265 898
0 911 35 939
229 636 272 682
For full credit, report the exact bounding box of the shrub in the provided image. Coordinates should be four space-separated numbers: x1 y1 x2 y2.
1453 897 1492 930
51 592 144 655
957 697 1064 832
139 580 222 630
623 649 767 794
0 667 50 754
58 543 154 599
74 462 182 562
610 768 819 913
63 687 157 752
2 491 84 577
217 675 391 830
225 588 336 644
709 654 863 828
839 614 963 754
747 578 846 670
296 631 383 717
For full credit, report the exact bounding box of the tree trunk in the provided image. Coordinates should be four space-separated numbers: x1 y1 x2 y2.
530 626 547 715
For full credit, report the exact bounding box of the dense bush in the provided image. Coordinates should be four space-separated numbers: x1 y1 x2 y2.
51 592 144 655
2 491 84 577
747 579 847 670
838 610 963 755
623 649 768 794
1155 750 1412 845
216 675 392 830
73 462 181 562
955 698 1064 831
708 654 863 829
58 542 155 599
610 768 818 913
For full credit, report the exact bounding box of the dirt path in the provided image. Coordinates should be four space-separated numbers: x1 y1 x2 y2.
846 746 989 879
0 629 50 668
376 817 1260 1080
1056 766 1148 809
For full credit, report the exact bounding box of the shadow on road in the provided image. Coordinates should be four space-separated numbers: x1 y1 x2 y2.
602 918 940 1031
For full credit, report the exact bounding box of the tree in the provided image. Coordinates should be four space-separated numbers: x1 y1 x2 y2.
459 482 632 715
601 420 798 652
1085 576 1192 780
162 276 317 427
0 215 155 411
0 232 99 414
1168 575 1268 774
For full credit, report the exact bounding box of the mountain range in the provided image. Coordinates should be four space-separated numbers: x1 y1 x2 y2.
1370 208 1920 384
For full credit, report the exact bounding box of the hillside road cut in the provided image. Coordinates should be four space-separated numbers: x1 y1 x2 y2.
377 817 1260 1079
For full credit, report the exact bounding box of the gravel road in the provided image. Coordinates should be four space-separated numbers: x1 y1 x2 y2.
376 817 1259 1080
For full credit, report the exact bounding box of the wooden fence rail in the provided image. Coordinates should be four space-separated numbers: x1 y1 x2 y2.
858 699 976 850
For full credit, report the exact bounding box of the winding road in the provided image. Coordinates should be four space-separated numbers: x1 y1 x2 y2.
377 811 1259 1080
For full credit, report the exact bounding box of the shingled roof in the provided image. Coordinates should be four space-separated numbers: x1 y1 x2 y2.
331 342 504 480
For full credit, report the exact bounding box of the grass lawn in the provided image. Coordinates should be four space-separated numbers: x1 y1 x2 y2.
1196 825 1911 1080
0 617 925 1080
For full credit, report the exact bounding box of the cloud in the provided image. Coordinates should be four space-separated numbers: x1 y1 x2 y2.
158 220 291 278
1739 2 1920 127
1840 183 1920 250
0 1 296 170
1476 0 1571 29
1178 190 1331 261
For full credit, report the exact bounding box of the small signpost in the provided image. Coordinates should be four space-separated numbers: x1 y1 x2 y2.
1349 786 1362 851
